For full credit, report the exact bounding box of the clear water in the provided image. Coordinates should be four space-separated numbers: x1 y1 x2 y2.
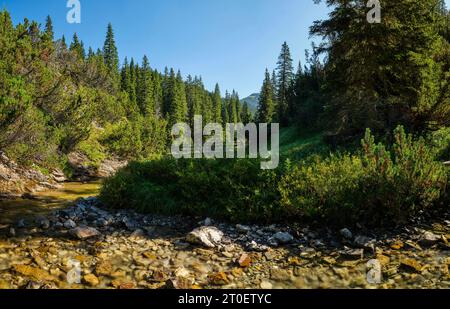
0 182 101 226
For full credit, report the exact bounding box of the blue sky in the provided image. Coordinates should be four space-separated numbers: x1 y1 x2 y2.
1 0 449 97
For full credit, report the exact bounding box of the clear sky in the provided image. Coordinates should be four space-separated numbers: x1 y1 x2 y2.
1 0 449 97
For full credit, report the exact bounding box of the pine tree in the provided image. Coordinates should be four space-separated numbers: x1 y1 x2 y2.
276 42 294 126
311 0 450 136
257 69 275 123
136 55 155 116
70 33 85 59
241 102 253 124
222 91 230 125
60 35 67 49
103 23 119 80
44 15 54 41
213 83 222 124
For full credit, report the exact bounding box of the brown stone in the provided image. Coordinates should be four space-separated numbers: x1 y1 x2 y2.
95 261 113 276
83 274 99 287
208 272 229 286
13 265 54 282
238 253 252 268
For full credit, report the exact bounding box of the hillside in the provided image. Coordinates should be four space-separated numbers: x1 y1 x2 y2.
241 93 260 113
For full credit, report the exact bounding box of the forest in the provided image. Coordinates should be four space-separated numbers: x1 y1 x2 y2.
1 0 450 227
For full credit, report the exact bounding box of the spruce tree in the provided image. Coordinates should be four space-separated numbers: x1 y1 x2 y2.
136 55 155 116
213 83 223 124
70 33 85 59
276 42 294 126
44 15 54 41
103 23 119 79
257 69 275 123
311 0 450 136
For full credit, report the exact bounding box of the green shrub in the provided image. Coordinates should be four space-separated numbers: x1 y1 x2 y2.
100 158 282 222
279 126 448 225
101 126 448 226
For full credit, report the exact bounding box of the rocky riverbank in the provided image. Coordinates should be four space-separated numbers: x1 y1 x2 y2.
0 152 64 199
0 151 126 199
0 197 448 289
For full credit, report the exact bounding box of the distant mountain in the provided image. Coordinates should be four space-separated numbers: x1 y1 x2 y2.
240 93 259 113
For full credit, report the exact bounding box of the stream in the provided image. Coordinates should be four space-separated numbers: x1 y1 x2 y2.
0 182 101 227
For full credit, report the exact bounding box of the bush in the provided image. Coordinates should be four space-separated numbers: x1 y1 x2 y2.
101 126 448 226
279 126 448 225
100 158 282 222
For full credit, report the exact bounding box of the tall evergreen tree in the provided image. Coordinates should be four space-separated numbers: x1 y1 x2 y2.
241 102 253 124
136 55 155 116
213 83 223 124
70 33 85 59
257 69 275 123
311 0 450 137
276 42 294 126
103 23 119 80
44 15 54 41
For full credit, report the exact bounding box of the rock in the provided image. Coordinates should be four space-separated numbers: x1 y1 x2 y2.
186 226 224 248
323 257 337 265
130 229 145 238
171 276 194 289
69 227 101 240
260 281 273 289
270 268 291 281
272 232 294 244
8 228 15 237
390 241 404 250
400 259 424 273
35 217 50 229
238 253 252 268
151 270 170 282
95 261 113 276
17 219 27 228
340 228 353 240
83 274 99 287
208 272 229 286
201 218 213 226
419 231 441 247
63 219 77 229
25 281 42 289
354 235 373 248
376 254 390 266
174 267 190 278
339 248 364 260
246 241 269 252
0 279 11 289
236 224 251 234
13 265 54 282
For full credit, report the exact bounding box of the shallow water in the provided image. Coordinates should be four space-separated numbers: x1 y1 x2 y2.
0 182 101 226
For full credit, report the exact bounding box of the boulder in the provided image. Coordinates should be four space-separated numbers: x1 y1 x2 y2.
186 226 224 248
69 227 101 240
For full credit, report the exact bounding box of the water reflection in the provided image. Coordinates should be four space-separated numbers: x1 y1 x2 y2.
0 182 101 226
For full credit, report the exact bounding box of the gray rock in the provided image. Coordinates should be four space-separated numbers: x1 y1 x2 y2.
340 228 353 240
236 224 251 234
246 240 270 252
35 216 50 229
69 227 101 240
272 232 294 244
419 231 441 246
16 219 27 228
186 226 224 248
354 235 374 248
63 219 77 229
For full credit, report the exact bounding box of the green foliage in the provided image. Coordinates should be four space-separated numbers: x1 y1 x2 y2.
311 0 450 138
100 158 282 222
279 126 448 225
102 126 448 226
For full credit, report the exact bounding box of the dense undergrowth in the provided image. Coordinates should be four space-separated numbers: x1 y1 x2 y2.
100 126 449 226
